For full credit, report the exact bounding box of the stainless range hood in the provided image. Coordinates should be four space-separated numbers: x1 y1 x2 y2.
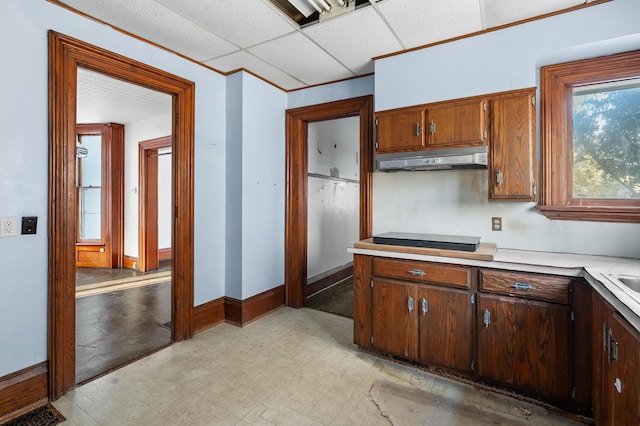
376 146 488 172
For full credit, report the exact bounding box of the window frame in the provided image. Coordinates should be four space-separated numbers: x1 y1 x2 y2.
538 50 640 223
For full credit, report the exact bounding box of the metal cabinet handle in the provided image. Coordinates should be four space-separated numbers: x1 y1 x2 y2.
408 296 414 313
408 269 425 276
430 121 436 134
610 337 619 362
496 170 503 185
512 282 533 291
415 123 421 136
421 298 428 315
483 309 491 328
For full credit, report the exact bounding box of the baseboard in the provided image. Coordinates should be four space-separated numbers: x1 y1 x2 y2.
307 263 353 297
159 248 172 261
123 255 138 270
193 297 225 334
0 362 48 421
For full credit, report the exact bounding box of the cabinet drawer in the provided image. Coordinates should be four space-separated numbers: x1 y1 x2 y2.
373 258 470 288
480 269 571 304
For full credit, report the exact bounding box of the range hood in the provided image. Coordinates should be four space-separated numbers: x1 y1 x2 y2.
376 146 488 172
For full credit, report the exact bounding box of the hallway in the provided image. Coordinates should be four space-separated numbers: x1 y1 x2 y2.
75 265 171 384
55 308 582 425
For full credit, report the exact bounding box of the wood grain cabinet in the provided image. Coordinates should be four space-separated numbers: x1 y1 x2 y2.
592 292 640 426
489 88 537 201
375 96 488 153
477 269 572 401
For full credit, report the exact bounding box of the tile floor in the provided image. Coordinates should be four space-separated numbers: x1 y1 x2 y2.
54 308 584 425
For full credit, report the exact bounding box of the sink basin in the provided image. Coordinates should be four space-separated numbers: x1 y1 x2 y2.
618 276 640 293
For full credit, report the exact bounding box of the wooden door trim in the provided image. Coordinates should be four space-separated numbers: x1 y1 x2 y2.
285 96 373 308
48 31 195 399
138 136 171 272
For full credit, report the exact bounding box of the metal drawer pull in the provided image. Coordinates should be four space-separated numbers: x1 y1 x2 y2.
408 269 425 276
483 309 491 328
421 298 428 315
496 170 503 186
415 123 421 136
512 282 534 291
610 338 619 362
408 296 414 313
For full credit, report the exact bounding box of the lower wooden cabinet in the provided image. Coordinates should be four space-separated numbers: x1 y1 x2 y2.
592 292 640 426
476 294 571 400
371 279 418 359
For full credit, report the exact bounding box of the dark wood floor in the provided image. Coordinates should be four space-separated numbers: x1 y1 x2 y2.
75 266 171 384
306 277 354 318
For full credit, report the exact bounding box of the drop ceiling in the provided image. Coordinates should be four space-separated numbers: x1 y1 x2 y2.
56 0 590 91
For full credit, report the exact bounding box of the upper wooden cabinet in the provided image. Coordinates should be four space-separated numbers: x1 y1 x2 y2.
375 106 426 153
489 88 537 201
427 98 489 149
375 96 488 153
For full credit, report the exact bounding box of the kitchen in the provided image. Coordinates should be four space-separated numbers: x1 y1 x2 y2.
0 0 639 424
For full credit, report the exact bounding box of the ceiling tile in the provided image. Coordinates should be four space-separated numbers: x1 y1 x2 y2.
248 32 354 86
377 0 483 48
58 0 238 60
204 51 306 90
153 0 295 49
304 7 402 75
77 68 172 124
481 0 585 28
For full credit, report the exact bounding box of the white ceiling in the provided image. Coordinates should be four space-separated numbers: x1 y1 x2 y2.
58 0 589 91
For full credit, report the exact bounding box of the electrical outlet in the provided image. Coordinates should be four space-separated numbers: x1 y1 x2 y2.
1 217 18 237
21 216 38 235
491 217 502 231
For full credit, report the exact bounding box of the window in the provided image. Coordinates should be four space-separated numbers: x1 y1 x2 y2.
77 133 102 241
539 50 640 222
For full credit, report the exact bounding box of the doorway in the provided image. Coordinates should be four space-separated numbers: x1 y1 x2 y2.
285 96 374 308
49 31 195 399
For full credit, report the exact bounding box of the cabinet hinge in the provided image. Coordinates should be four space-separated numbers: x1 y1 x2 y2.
483 102 487 112
470 294 475 305
571 310 575 321
375 142 379 149
531 96 536 106
571 387 576 399
370 279 374 288
371 336 374 344
483 130 487 140
471 360 475 371
532 184 537 196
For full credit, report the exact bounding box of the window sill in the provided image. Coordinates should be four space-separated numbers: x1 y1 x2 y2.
536 205 640 223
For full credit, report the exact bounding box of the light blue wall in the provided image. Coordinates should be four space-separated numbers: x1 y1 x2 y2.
241 74 287 299
225 73 244 300
373 0 640 258
0 0 227 376
287 75 374 109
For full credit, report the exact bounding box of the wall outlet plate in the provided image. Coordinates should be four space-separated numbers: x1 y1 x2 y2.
1 217 18 237
491 217 502 231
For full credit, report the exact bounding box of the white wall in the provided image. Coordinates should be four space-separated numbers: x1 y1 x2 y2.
123 113 172 257
287 75 374 109
158 151 172 249
0 0 227 377
307 117 360 279
373 0 640 259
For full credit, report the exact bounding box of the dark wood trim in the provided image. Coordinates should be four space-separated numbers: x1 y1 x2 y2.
139 136 172 272
194 298 225 334
123 255 138 270
285 96 373 308
49 31 195 400
372 0 611 61
307 263 353 297
224 285 285 327
159 248 172 261
0 362 48 421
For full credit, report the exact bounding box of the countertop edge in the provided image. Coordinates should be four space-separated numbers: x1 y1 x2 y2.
348 246 640 332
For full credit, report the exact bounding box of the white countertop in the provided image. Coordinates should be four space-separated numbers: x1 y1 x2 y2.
348 245 640 331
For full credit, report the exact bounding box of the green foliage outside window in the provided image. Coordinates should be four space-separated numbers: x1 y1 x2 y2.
573 85 640 199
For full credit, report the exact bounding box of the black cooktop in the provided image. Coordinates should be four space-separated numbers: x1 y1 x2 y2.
372 232 481 252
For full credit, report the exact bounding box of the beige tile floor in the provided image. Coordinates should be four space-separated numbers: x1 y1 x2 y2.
53 307 584 425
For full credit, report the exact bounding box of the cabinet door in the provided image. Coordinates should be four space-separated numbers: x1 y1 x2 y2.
592 292 614 425
477 294 571 400
608 313 640 425
375 108 426 153
426 98 488 148
418 286 473 372
372 279 418 360
489 88 536 201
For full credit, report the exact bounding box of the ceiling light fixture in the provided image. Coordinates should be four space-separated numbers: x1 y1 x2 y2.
304 0 324 14
271 0 369 26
